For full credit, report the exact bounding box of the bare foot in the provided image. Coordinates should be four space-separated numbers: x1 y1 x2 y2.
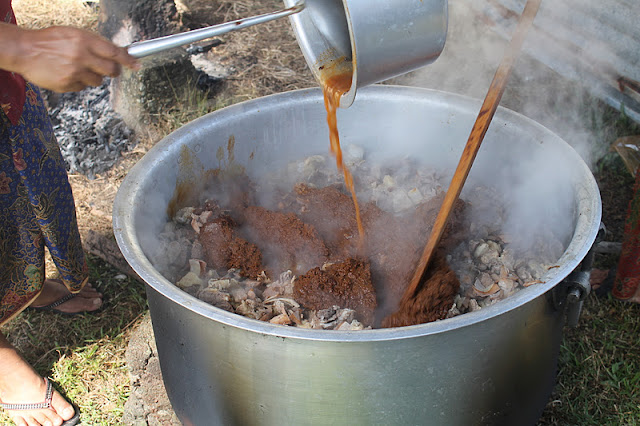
0 334 77 426
589 268 609 290
624 285 640 304
30 279 102 314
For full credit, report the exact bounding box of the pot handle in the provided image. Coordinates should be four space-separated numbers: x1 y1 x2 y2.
127 2 305 58
563 271 591 328
553 222 605 327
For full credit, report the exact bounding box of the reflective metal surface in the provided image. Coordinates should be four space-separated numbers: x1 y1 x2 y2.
283 0 448 107
113 86 601 426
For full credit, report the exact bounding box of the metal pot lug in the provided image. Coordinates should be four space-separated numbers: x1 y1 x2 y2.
551 222 605 326
560 270 591 327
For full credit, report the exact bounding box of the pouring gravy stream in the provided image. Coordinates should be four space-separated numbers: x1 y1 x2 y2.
321 65 365 249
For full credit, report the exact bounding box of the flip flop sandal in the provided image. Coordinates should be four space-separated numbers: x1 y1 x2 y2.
29 279 103 316
29 292 82 316
0 377 81 426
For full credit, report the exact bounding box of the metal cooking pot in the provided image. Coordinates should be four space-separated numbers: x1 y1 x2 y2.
284 0 448 107
113 86 601 426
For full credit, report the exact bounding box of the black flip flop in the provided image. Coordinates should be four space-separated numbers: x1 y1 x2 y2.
29 279 102 316
29 292 84 316
0 377 81 425
63 404 81 426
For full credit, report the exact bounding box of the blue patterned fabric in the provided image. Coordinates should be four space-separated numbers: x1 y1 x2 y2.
0 83 87 324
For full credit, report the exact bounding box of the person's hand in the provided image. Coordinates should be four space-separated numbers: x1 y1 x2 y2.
1 24 139 92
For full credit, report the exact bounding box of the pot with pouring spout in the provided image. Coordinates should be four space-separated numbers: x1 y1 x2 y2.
113 86 601 425
283 0 448 107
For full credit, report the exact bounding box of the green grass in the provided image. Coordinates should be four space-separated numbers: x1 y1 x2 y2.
539 294 640 425
0 254 147 425
52 339 130 425
151 76 232 135
535 93 640 425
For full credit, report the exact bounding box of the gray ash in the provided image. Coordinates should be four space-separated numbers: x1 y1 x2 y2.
45 79 136 179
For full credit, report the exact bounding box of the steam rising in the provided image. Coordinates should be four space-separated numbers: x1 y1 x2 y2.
389 0 604 254
130 0 602 294
394 0 602 166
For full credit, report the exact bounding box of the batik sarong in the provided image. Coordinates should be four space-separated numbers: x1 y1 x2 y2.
0 83 88 325
613 167 640 301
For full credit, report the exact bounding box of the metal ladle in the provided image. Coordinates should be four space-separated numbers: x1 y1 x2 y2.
127 1 305 58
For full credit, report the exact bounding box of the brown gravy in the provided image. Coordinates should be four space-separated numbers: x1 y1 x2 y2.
318 64 460 327
320 67 365 249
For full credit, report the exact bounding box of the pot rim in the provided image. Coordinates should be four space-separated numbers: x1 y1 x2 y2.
113 85 602 342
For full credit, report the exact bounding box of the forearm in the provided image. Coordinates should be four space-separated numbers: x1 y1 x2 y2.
0 22 28 76
0 23 138 93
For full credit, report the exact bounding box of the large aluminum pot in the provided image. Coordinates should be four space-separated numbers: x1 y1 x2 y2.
113 86 601 426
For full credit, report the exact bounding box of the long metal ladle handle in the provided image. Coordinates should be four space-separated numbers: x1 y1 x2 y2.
127 2 305 58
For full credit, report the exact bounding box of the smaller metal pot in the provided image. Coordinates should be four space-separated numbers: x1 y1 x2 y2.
283 0 448 107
